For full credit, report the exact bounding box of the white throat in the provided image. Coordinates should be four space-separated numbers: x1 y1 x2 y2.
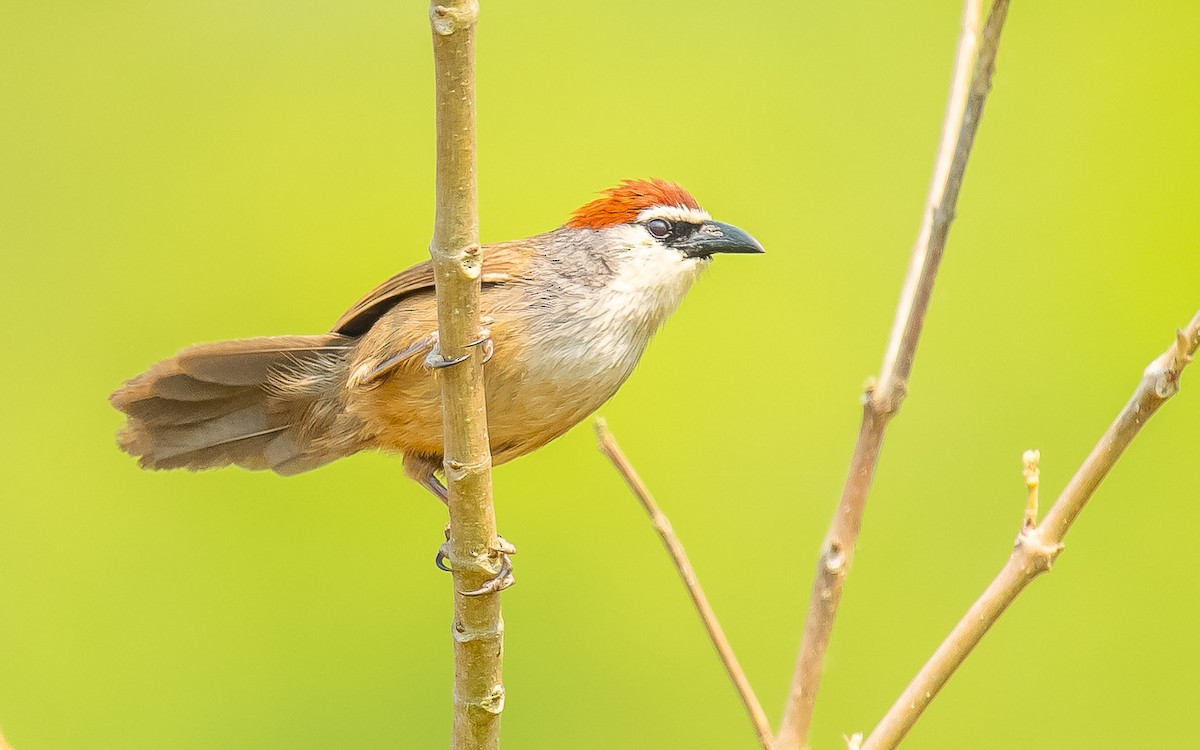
605 224 707 338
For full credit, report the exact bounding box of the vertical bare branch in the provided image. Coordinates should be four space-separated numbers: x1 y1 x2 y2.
774 2 1011 748
863 311 1200 750
595 420 774 750
428 2 505 749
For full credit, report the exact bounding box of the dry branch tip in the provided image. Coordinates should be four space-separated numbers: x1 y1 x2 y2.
1022 449 1040 529
1149 343 1192 399
1151 321 1199 397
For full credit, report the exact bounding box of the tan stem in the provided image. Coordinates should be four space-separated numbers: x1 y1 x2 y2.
595 420 775 750
428 2 505 749
863 310 1200 750
774 2 1011 748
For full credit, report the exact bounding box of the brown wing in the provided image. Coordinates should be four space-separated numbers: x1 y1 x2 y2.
331 242 534 337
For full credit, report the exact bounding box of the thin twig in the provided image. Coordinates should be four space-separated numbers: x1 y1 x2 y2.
428 2 506 749
774 2 1010 748
863 310 1200 750
0 724 12 750
595 419 775 750
1022 449 1040 529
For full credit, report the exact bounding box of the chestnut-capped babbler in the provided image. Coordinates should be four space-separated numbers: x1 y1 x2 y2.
111 179 763 498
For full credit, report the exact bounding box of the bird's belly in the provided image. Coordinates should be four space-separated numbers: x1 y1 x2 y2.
366 320 645 465
483 336 639 463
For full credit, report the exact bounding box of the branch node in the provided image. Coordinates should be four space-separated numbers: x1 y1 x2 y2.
455 684 506 716
460 243 483 277
846 732 864 750
823 541 847 576
1148 325 1197 398
452 618 505 644
1014 527 1063 576
445 457 491 482
429 243 483 279
930 201 956 227
861 376 879 400
1174 327 1195 367
867 378 908 416
431 1 479 35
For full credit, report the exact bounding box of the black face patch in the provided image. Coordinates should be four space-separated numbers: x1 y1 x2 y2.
641 219 701 246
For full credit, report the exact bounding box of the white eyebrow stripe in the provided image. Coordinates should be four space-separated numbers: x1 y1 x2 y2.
636 205 712 224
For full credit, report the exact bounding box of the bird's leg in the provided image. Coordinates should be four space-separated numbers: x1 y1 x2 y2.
422 475 454 572
423 472 515 595
419 315 506 590
350 333 439 387
420 474 451 506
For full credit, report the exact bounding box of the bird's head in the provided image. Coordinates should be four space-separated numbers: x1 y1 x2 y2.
565 179 765 262
543 179 763 334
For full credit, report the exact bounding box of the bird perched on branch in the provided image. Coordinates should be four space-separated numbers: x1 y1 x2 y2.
111 179 763 499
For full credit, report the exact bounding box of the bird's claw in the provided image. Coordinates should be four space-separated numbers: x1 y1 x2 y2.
465 326 494 365
435 524 453 571
435 530 517 597
459 547 515 597
425 323 494 367
426 349 470 369
435 546 453 572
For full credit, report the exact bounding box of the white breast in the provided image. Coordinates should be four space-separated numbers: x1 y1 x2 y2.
478 225 709 460
532 225 707 390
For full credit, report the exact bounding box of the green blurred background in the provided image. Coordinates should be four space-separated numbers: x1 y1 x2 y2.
2 1 1198 748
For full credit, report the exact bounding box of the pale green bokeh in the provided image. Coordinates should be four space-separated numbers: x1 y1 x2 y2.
1 2 1198 748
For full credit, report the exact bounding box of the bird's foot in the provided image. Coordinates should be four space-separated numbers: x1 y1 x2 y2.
435 524 453 571
466 325 495 364
435 526 516 596
460 536 515 596
424 335 468 369
425 318 494 368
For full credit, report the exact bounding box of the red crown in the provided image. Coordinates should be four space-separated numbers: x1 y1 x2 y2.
566 179 701 229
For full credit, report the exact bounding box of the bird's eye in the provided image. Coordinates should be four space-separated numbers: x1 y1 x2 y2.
646 219 672 238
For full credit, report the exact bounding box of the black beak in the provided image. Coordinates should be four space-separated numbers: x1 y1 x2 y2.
677 221 765 259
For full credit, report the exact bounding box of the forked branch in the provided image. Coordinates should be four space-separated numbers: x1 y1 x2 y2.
775 2 1011 748
428 2 506 749
862 310 1200 749
596 420 775 750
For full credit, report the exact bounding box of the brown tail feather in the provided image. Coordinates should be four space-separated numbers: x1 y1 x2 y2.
111 334 360 475
117 391 262 427
176 336 356 386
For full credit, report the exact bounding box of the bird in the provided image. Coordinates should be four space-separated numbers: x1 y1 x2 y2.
111 179 763 501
